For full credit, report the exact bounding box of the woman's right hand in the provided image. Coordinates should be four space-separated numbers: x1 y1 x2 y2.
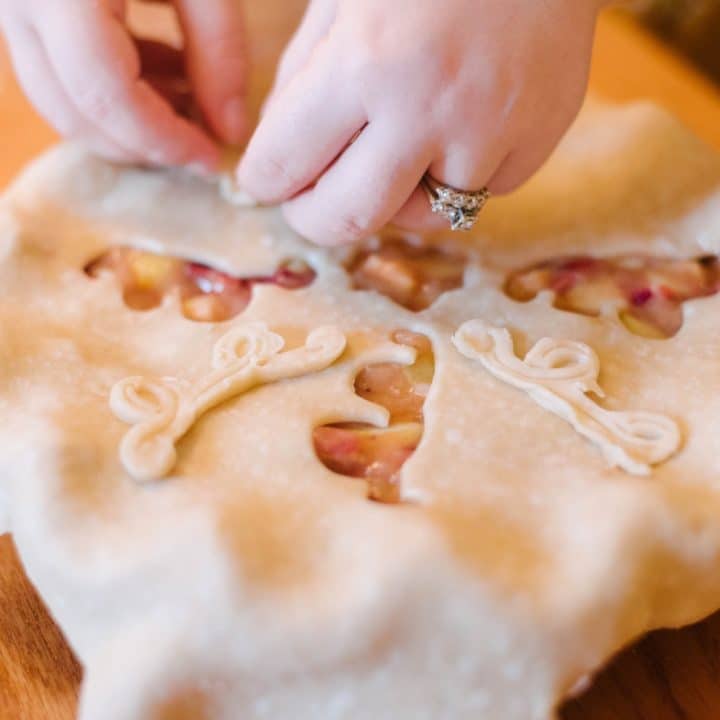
0 0 248 169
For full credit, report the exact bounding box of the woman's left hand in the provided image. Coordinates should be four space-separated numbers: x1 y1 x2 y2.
237 0 606 245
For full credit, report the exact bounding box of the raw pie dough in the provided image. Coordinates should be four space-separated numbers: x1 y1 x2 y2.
3 101 720 720
111 323 347 481
452 320 681 476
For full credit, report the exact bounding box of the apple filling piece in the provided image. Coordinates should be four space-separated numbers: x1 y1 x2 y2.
85 247 315 322
505 254 720 338
346 237 466 311
314 331 433 504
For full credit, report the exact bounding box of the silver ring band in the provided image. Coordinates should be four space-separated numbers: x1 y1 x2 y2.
421 174 490 231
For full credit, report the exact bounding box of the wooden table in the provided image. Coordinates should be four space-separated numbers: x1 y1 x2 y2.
2 8 720 720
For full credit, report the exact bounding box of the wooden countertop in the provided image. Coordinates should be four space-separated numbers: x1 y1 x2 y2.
2 8 720 720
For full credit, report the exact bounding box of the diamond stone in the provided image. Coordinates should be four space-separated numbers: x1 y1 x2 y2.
424 178 490 231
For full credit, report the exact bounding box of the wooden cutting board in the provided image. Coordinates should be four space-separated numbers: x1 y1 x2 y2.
2 7 720 719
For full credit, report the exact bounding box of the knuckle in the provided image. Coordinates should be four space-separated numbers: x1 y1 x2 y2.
283 204 371 246
329 211 371 244
247 153 302 200
342 43 374 84
74 85 122 123
260 154 295 185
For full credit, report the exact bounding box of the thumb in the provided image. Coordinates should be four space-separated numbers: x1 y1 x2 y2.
173 0 247 145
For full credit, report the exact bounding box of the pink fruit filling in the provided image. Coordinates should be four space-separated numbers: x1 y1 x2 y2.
313 331 433 504
347 237 466 311
86 247 434 503
505 254 720 338
85 247 315 322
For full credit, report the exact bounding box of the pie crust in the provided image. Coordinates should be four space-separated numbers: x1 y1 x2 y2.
111 323 347 481
453 320 681 475
3 101 720 720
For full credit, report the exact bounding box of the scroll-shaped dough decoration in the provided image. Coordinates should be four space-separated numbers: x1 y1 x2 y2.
111 323 347 481
452 320 681 476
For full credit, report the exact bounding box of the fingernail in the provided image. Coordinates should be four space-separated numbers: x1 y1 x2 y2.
223 96 246 145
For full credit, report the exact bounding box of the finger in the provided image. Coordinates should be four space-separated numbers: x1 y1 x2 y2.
237 45 365 204
427 134 507 192
4 18 140 164
172 0 248 144
487 130 570 195
282 121 431 246
486 149 540 195
36 2 219 168
269 0 337 101
391 185 448 232
393 139 507 230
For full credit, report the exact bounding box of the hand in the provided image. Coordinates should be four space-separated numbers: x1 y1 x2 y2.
238 0 606 245
0 0 248 169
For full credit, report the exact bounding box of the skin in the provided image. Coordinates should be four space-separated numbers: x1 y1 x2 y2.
0 0 246 168
1 0 609 243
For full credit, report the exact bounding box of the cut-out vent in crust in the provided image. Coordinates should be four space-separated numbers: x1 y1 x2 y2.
346 237 466 312
505 253 720 338
85 247 315 322
314 330 433 504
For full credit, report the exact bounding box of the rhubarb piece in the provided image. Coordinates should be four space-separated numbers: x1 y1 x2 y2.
505 253 720 338
314 331 433 504
347 237 466 311
85 248 315 322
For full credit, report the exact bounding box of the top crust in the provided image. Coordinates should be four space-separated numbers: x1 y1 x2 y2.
2 101 720 720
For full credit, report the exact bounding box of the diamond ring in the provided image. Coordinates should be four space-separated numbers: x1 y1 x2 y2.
421 174 490 231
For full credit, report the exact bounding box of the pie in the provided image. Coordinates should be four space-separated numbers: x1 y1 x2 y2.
3 100 720 720
505 253 720 338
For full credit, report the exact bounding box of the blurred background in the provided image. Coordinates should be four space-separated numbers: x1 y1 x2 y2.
635 0 720 81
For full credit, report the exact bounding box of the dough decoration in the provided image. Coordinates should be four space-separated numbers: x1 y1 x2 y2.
505 253 720 338
86 247 315 322
111 323 346 481
453 320 682 475
346 236 467 311
314 330 433 504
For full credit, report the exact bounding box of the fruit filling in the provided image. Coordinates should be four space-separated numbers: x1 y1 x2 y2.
346 237 466 311
314 331 433 504
85 247 315 322
504 254 720 338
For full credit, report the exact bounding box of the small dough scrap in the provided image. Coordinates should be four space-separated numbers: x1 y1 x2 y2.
219 172 259 208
